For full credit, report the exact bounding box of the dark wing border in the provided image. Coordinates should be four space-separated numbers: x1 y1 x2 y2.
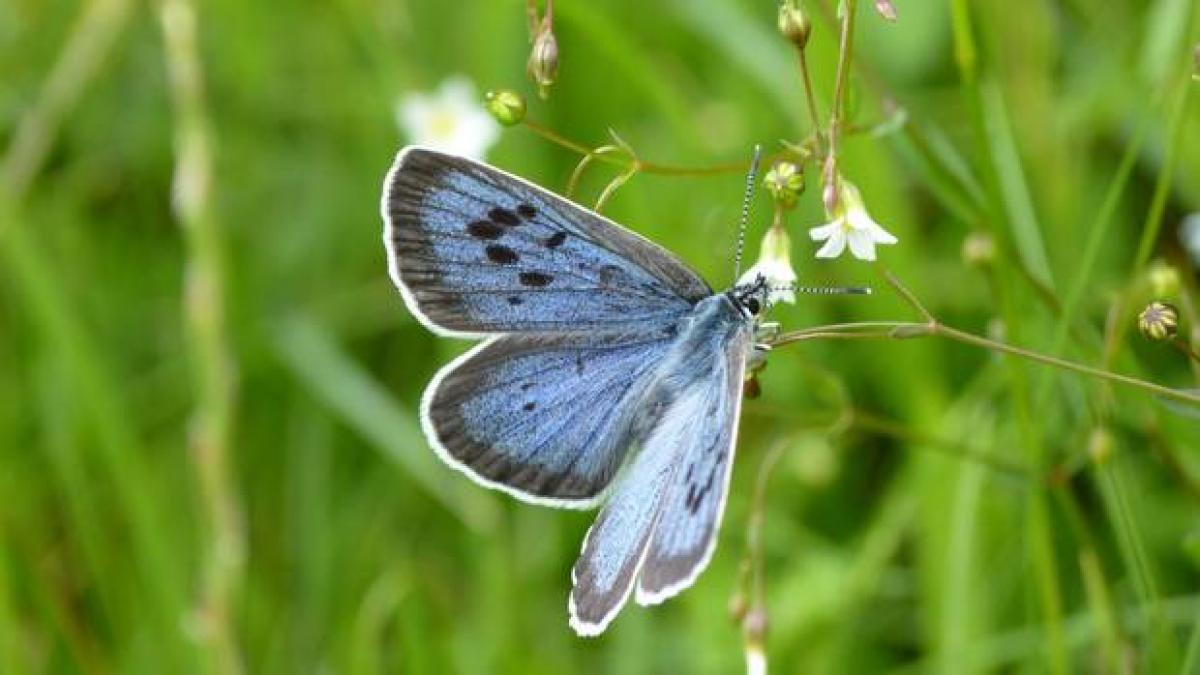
380 145 713 338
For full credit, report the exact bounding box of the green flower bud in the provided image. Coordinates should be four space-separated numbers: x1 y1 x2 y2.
961 231 996 268
778 0 811 48
484 89 526 126
1146 260 1180 297
1087 427 1113 465
763 161 805 209
1138 301 1179 341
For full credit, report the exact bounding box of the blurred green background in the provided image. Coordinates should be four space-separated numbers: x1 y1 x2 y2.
2 0 1200 673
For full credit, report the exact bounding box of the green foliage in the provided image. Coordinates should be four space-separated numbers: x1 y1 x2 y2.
1 0 1199 672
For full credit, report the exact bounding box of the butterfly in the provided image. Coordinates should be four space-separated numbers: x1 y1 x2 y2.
381 146 776 636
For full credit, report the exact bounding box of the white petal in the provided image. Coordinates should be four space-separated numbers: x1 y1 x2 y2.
846 228 877 261
438 75 476 105
396 95 431 137
814 231 847 258
869 222 898 244
809 220 841 242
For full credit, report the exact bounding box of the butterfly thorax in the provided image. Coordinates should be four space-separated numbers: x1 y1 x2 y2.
630 294 754 438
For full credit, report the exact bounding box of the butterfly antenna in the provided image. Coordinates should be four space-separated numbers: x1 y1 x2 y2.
732 145 763 284
780 284 873 295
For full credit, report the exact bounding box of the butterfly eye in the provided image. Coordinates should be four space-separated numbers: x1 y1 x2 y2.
745 297 761 315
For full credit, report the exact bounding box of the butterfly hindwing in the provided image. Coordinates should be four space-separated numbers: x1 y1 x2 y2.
569 298 752 634
383 147 712 336
423 329 677 507
636 331 748 604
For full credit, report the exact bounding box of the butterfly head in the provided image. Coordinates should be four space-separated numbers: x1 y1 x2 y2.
728 273 774 319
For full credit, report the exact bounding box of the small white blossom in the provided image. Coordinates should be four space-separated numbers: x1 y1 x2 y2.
738 224 797 304
808 179 898 261
395 76 500 160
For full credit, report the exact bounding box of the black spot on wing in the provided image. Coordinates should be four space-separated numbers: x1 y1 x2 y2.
517 203 538 219
488 207 521 226
466 220 505 240
485 244 520 264
507 296 524 306
518 271 553 287
523 401 536 411
544 231 568 249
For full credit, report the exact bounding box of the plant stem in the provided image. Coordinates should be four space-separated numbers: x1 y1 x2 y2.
771 320 1200 408
796 47 823 154
828 0 858 156
160 0 245 672
521 118 753 176
933 324 1200 407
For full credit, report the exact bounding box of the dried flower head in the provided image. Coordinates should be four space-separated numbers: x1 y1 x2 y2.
1138 302 1179 341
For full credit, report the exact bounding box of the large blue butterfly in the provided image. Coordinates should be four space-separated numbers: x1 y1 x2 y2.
381 147 771 635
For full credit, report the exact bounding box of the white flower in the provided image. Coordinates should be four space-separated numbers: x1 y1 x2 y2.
1181 213 1200 266
737 224 798 304
395 76 500 160
808 179 898 261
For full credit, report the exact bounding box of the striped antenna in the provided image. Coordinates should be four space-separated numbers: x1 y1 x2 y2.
782 284 873 295
732 145 763 283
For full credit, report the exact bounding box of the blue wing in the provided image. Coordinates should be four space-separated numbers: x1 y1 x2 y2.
636 333 748 604
569 325 750 635
422 329 677 507
382 146 711 336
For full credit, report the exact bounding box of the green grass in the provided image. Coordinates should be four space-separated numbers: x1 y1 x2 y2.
2 0 1199 672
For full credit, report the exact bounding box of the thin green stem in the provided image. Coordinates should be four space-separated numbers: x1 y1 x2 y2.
770 320 1200 408
932 324 1200 407
828 0 858 156
160 0 245 672
521 118 752 176
796 47 824 154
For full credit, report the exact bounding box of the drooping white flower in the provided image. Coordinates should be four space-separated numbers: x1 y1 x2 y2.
808 179 898 261
737 224 798 304
395 76 500 160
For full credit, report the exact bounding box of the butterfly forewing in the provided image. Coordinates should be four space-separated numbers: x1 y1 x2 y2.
424 330 676 506
383 147 711 336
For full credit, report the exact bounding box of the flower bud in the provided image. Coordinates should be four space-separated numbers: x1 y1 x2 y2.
961 231 996 268
1087 427 1113 465
778 0 812 48
742 606 769 643
1146 260 1180 297
527 3 558 99
484 89 526 126
763 161 805 209
874 0 897 21
1138 302 1179 341
820 154 838 213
